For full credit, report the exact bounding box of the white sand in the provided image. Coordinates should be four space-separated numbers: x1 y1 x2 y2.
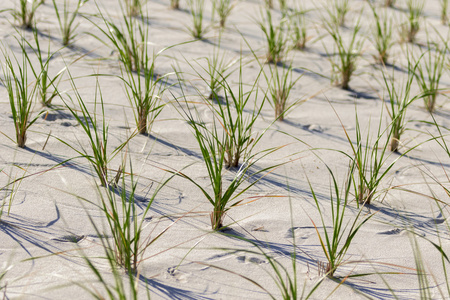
0 0 450 299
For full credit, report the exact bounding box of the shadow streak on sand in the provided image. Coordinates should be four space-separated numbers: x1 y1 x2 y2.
340 279 422 300
243 163 328 204
25 147 92 178
139 275 216 300
146 134 203 160
0 212 64 258
368 204 450 240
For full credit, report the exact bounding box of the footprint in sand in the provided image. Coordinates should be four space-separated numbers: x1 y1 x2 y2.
285 227 313 244
51 234 85 243
166 267 190 283
236 255 266 265
378 228 404 235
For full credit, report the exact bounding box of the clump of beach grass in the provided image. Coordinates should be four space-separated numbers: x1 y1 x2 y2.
170 0 180 9
369 3 394 64
8 0 42 29
185 47 266 168
385 0 396 7
120 45 170 135
123 0 144 16
288 3 309 50
0 39 42 148
59 74 131 186
257 8 289 64
98 162 174 274
322 10 364 89
309 163 373 276
169 69 282 230
88 1 147 72
51 0 87 46
21 29 66 107
187 36 237 101
383 59 420 152
213 0 234 28
75 163 176 298
412 33 447 113
400 0 424 43
187 0 208 39
324 0 350 27
263 60 303 121
441 0 449 24
334 104 410 206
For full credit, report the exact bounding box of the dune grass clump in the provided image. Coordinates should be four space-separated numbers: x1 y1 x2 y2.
0 40 41 148
323 12 364 90
187 0 208 39
10 0 42 29
123 0 143 16
350 113 391 205
121 46 168 135
370 4 393 64
170 0 180 9
309 164 373 277
89 2 147 73
205 47 237 101
257 9 289 64
325 0 350 27
188 37 237 101
413 37 447 113
186 51 265 168
99 164 173 274
218 66 264 169
334 106 406 206
213 0 234 28
77 163 174 298
21 29 66 107
263 61 302 121
385 0 396 7
51 0 87 46
383 60 420 152
401 0 424 43
288 4 309 50
170 70 281 230
92 3 170 135
60 76 130 186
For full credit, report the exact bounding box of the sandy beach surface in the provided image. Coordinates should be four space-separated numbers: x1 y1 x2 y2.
1 0 450 299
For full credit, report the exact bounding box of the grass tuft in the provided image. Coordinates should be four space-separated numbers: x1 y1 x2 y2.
87 2 148 72
170 67 282 230
52 0 88 46
370 3 393 64
59 74 131 186
10 0 42 29
288 4 310 51
322 10 364 90
121 49 168 135
412 33 447 113
309 163 373 277
187 0 208 40
21 29 67 107
213 0 234 28
0 38 42 148
383 58 420 152
400 0 424 43
257 8 289 64
263 60 303 121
